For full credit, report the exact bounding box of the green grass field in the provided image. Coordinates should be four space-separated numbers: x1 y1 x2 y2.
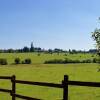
0 53 96 64
0 53 99 100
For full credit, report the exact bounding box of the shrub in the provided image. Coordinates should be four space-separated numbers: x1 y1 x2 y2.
72 60 81 63
82 59 92 63
21 61 25 64
24 58 32 64
44 59 64 64
14 58 20 64
44 58 81 64
92 58 97 63
64 58 81 63
91 55 94 57
64 54 67 56
0 58 8 65
37 53 41 56
64 58 73 63
44 58 93 64
86 59 92 63
94 58 100 63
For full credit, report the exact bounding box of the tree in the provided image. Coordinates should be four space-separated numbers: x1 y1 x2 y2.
48 49 53 54
23 46 30 52
30 42 34 52
92 28 100 55
92 18 100 65
92 18 100 55
72 49 77 54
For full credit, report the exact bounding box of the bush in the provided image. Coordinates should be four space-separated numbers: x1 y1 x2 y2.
64 58 73 63
24 58 32 64
94 58 100 63
82 59 92 63
72 60 81 63
44 59 64 64
92 58 98 63
44 58 93 64
91 55 94 57
64 54 67 56
37 53 41 56
14 58 20 64
64 58 81 63
44 58 81 64
0 58 8 65
22 61 25 64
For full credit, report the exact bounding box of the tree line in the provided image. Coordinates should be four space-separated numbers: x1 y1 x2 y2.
0 42 97 54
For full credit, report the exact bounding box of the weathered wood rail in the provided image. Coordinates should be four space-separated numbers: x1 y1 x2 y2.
0 75 100 100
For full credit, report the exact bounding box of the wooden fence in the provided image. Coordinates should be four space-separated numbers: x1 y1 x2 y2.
0 75 100 100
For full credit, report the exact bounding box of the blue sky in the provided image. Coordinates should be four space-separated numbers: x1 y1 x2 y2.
0 0 99 50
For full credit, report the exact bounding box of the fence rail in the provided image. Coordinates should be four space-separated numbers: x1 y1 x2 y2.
0 75 100 100
15 80 63 88
69 80 100 87
15 94 40 100
0 88 11 93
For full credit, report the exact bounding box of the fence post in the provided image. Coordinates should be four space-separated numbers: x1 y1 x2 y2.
11 75 16 100
62 75 68 100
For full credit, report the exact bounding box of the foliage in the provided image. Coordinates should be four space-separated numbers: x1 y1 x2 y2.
23 46 30 52
23 58 32 64
0 58 8 65
44 59 64 64
92 58 98 63
30 42 34 52
14 58 21 64
82 59 92 63
0 41 97 53
44 58 94 64
92 28 100 54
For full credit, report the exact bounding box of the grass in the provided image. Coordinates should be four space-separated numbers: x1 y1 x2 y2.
0 52 96 64
0 63 100 100
0 53 99 100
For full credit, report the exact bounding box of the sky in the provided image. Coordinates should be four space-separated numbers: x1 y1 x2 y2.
0 0 100 50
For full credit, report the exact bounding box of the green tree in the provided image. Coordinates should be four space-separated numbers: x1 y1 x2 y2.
92 18 100 65
92 28 100 55
30 42 34 52
23 46 30 52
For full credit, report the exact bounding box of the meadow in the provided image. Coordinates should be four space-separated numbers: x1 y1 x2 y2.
0 52 95 64
0 53 100 100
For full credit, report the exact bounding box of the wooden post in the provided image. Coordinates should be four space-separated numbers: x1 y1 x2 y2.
11 75 16 100
62 75 68 100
